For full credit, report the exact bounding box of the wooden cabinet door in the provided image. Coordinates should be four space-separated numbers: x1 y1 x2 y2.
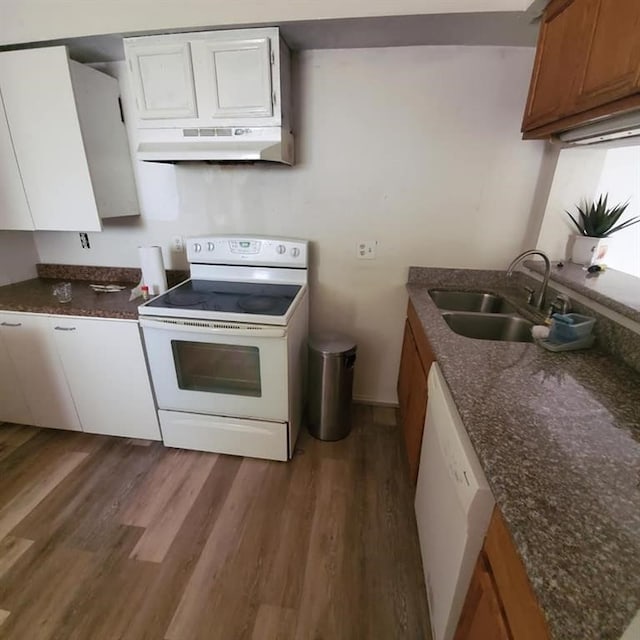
0 47 101 232
191 37 274 122
0 324 32 425
126 41 198 120
522 0 598 131
574 0 640 111
454 552 511 640
397 319 429 486
51 317 161 440
0 93 33 231
0 313 81 431
397 320 415 421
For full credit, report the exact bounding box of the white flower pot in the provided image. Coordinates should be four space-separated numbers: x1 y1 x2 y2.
570 235 609 266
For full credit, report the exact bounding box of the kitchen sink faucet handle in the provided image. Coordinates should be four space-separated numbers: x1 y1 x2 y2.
523 286 536 305
547 294 571 319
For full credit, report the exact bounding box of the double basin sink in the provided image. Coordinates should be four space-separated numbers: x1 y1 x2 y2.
429 290 533 343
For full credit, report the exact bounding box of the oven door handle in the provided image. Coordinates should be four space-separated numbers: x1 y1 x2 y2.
139 317 287 338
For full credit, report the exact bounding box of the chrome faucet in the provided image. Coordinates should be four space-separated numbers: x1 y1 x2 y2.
506 249 551 310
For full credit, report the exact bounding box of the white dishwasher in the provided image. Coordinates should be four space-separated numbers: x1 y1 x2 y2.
415 363 495 640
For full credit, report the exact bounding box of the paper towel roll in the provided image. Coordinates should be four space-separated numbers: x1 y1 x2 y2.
138 246 168 296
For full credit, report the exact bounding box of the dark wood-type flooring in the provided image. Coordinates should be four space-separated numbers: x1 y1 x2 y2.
0 405 430 639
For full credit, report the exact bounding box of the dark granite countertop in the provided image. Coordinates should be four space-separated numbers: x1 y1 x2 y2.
407 267 640 640
525 259 640 323
0 277 141 319
0 264 189 320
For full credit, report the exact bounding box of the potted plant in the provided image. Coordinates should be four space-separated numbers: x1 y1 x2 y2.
566 194 639 266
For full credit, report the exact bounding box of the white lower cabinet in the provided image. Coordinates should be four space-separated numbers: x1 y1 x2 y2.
51 317 160 440
0 312 81 430
0 325 32 425
0 312 160 441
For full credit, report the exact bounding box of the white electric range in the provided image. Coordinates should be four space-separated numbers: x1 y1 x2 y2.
139 235 309 461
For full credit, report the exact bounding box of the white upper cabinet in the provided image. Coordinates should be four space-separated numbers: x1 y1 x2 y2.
191 37 273 120
128 42 198 120
0 94 33 230
0 46 138 232
124 28 289 129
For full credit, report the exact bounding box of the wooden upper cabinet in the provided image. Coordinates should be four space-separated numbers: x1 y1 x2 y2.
574 0 640 110
523 0 640 138
522 0 597 131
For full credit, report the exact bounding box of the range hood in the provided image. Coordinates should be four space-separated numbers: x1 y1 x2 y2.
557 110 640 146
136 127 294 164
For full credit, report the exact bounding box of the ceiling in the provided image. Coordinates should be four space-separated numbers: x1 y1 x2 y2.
0 12 540 63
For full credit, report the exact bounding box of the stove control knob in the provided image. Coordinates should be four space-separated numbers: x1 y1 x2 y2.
291 247 301 258
193 243 202 253
207 242 215 252
276 244 286 255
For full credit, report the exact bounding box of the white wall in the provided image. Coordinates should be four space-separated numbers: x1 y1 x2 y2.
596 146 640 278
1 0 532 45
34 46 545 403
536 146 607 260
0 231 39 285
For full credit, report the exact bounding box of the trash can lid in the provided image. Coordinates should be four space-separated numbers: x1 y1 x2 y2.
308 332 357 355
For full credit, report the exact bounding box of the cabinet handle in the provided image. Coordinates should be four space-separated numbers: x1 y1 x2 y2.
54 326 76 331
1 322 22 327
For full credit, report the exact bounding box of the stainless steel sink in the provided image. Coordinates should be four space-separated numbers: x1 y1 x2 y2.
442 312 533 343
429 289 517 314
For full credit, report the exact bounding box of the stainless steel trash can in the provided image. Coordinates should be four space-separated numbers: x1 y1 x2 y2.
308 333 357 441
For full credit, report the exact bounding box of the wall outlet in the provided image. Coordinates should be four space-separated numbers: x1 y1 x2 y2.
357 240 377 260
172 235 184 252
79 232 90 249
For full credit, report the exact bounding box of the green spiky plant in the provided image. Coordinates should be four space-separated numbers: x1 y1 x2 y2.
566 194 639 238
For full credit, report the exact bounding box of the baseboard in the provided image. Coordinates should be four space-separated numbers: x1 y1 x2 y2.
352 397 399 408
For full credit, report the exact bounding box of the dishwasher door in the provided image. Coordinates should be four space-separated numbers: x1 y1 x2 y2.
414 363 494 640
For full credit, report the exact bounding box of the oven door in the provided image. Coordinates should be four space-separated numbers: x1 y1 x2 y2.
140 317 289 421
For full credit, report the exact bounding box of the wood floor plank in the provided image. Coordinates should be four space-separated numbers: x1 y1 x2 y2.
257 431 321 611
0 417 430 640
164 459 273 640
0 545 94 640
372 405 398 426
47 526 156 640
0 536 33 580
11 439 160 551
0 451 88 541
126 438 153 447
115 455 243 640
293 457 352 640
251 604 297 640
185 458 300 639
120 449 199 527
129 453 217 563
0 425 39 462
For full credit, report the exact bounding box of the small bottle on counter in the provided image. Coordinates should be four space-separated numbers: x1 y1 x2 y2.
141 285 150 301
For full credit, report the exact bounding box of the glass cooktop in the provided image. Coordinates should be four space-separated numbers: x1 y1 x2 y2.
146 279 302 316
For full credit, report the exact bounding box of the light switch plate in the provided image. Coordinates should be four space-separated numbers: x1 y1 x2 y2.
357 240 377 260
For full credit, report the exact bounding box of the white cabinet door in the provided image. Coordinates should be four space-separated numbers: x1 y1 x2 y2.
0 48 101 232
126 42 198 120
51 317 161 440
0 324 32 425
192 37 274 120
0 93 33 231
0 313 81 431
